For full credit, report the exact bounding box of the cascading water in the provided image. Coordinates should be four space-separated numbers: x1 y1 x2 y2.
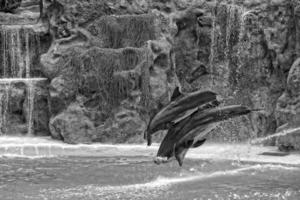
209 3 244 93
208 3 256 142
26 80 35 136
0 24 45 136
0 25 40 78
209 3 217 89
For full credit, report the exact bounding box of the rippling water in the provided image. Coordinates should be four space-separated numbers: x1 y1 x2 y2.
0 156 300 200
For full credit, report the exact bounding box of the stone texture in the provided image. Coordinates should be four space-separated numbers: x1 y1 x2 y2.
43 43 176 143
49 102 96 144
276 124 300 151
87 14 157 48
0 0 42 25
0 0 22 12
0 80 49 136
170 0 299 142
95 108 146 143
0 0 299 144
0 82 26 135
276 58 300 126
35 1 178 143
275 58 300 150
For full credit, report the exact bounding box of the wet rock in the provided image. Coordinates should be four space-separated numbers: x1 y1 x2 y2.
0 83 26 135
171 1 299 141
56 0 152 26
287 58 300 96
37 0 300 144
87 14 157 48
0 80 49 136
148 39 178 107
23 80 50 136
45 45 152 143
49 102 96 144
9 83 26 114
276 124 300 151
0 0 22 12
173 6 211 87
95 108 146 143
49 75 78 115
276 58 300 127
275 58 300 150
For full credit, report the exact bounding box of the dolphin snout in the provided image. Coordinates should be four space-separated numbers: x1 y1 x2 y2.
153 156 169 165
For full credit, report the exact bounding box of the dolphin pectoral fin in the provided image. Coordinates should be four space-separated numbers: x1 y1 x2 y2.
192 138 206 148
147 135 152 146
171 86 183 101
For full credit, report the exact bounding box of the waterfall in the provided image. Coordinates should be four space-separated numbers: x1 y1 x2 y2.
209 4 217 88
209 3 244 92
226 5 243 90
0 25 40 78
0 24 44 136
26 81 35 136
25 30 31 78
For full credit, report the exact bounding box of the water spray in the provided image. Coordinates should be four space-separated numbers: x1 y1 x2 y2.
250 127 300 145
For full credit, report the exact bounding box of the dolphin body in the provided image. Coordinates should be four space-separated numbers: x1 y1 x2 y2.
145 87 218 146
154 105 253 166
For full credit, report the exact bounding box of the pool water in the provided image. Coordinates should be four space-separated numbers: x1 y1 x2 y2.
0 156 300 200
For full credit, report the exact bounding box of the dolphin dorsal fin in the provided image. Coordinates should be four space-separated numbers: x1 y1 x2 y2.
171 87 182 101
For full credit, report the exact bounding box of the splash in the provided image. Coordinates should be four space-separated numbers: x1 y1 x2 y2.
250 127 300 145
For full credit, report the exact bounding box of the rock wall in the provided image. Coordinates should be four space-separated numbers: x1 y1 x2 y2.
276 58 300 150
0 0 299 146
40 5 177 143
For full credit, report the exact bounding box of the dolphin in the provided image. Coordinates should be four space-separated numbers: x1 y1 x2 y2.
154 105 253 166
145 87 218 146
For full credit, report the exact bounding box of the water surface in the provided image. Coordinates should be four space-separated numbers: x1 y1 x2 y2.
0 156 299 200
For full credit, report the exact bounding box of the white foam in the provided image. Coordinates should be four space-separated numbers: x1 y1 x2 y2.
0 137 300 165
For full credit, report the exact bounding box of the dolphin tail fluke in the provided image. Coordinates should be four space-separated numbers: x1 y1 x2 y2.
175 147 189 167
174 140 193 166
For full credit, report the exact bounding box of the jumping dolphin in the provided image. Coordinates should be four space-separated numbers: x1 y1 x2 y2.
154 105 253 166
145 87 218 146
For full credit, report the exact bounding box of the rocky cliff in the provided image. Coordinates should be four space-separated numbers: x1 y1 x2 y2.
0 0 299 149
